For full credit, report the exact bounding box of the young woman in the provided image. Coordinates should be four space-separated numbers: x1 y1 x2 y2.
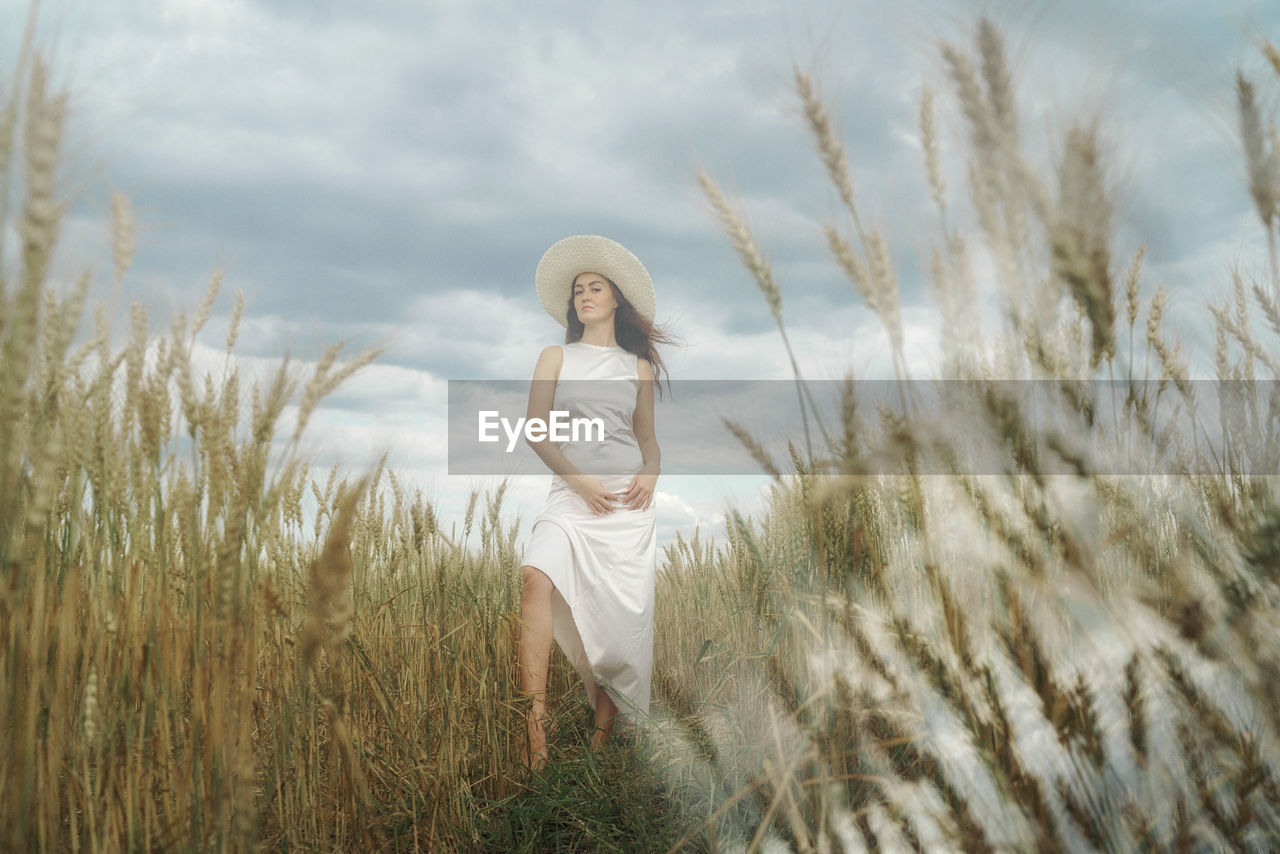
517 234 673 771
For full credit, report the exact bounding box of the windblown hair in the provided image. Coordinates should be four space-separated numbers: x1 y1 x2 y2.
564 278 678 398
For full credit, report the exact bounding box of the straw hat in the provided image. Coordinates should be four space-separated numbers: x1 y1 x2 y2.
535 235 655 328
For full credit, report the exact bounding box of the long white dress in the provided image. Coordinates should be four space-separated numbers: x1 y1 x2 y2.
521 340 658 725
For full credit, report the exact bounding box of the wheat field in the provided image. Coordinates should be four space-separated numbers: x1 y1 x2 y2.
5 14 1280 853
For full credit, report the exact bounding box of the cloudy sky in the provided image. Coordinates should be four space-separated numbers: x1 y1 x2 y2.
6 0 1279 547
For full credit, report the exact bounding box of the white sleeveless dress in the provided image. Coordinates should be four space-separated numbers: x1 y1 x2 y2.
522 340 658 725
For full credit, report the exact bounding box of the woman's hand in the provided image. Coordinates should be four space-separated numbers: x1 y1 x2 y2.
620 470 657 511
567 474 621 515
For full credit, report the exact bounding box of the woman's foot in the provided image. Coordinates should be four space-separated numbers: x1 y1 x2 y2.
590 691 618 752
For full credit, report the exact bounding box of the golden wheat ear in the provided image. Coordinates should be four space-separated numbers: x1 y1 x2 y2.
300 477 365 678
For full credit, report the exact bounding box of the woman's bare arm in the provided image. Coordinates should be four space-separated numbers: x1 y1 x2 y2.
526 345 618 514
620 357 660 511
633 357 660 473
525 345 577 478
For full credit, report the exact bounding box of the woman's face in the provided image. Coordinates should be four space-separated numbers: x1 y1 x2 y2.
572 272 618 325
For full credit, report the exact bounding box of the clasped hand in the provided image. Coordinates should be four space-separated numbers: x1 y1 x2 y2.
569 471 657 515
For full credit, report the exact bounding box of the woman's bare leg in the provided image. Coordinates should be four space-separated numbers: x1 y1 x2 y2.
518 565 554 770
591 690 618 751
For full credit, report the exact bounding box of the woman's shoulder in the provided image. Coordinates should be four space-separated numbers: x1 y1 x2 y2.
531 344 564 379
635 355 653 379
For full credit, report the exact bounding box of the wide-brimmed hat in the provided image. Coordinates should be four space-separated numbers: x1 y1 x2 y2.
535 235 655 328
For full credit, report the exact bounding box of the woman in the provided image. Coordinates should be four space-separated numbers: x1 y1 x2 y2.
517 234 674 771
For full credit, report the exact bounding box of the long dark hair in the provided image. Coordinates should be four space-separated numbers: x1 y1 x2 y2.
565 279 678 399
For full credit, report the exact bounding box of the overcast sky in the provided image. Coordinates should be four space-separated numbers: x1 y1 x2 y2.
6 0 1279 548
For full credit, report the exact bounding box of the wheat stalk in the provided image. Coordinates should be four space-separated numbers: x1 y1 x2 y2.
1237 70 1280 296
698 167 828 457
1051 123 1115 366
697 169 782 323
920 85 948 226
795 68 863 237
978 19 1017 142
226 289 244 353
110 192 134 286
